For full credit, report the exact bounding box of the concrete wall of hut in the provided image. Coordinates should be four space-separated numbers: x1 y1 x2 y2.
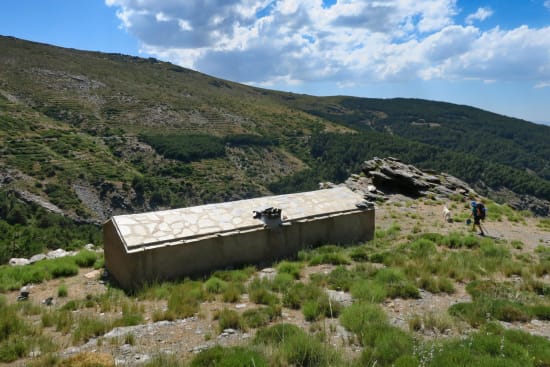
104 209 374 290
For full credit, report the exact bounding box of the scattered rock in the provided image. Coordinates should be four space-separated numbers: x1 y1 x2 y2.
47 248 73 259
84 269 102 279
17 286 30 301
326 289 353 307
9 258 30 266
259 267 277 280
29 254 46 264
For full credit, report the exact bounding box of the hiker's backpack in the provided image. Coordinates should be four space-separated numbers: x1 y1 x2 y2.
476 203 486 220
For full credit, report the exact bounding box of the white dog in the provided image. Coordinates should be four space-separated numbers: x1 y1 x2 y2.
442 205 452 223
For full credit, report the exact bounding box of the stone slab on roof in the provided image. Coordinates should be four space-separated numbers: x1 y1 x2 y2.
111 186 365 250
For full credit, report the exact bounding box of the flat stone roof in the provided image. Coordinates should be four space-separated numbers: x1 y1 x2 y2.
111 186 366 250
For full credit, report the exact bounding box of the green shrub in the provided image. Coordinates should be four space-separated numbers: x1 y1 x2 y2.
248 278 279 306
340 302 387 335
254 324 304 345
409 238 437 258
242 308 270 328
449 298 532 326
212 266 256 282
73 250 98 267
302 300 320 322
116 302 144 327
369 251 388 263
242 306 280 328
0 302 27 342
41 310 55 328
350 279 387 303
359 325 414 366
309 253 350 266
141 134 226 162
538 218 550 231
143 353 185 367
190 345 268 367
72 315 111 343
529 304 550 320
58 284 68 297
416 232 445 245
408 314 423 332
54 310 74 333
282 282 325 310
42 258 79 278
276 261 302 279
375 268 419 299
167 281 204 318
349 246 370 262
283 282 309 309
427 330 537 366
282 330 341 367
327 266 355 292
249 286 278 306
270 272 295 292
0 336 29 363
204 276 228 295
222 283 243 303
417 275 455 294
422 311 455 333
216 308 245 332
504 329 550 365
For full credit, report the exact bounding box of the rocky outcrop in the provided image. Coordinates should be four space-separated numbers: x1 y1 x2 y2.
341 157 474 201
487 187 550 217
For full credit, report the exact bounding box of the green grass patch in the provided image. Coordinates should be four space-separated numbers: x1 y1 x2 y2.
375 268 420 299
57 284 68 298
275 260 303 279
242 306 281 328
190 345 268 367
167 280 205 319
350 279 387 303
254 324 342 366
248 278 279 306
215 308 245 332
204 276 228 295
0 251 101 292
538 218 550 231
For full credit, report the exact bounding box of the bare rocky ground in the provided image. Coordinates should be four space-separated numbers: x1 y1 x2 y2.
3 197 550 366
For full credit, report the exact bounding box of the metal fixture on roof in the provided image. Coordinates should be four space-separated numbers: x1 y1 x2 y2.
253 207 282 228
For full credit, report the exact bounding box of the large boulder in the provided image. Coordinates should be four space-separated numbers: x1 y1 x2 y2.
349 157 476 200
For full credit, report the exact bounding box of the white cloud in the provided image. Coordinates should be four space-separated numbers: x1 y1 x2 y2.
545 1 550 10
465 7 493 25
105 0 550 89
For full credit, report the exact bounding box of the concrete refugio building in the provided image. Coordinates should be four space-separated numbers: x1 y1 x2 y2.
104 186 375 289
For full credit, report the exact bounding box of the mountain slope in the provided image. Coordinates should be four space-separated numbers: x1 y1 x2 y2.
1 35 549 232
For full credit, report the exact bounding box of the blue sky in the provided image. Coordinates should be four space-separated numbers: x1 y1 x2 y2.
1 0 550 124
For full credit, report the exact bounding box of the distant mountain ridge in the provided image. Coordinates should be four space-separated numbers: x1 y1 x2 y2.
1 35 549 225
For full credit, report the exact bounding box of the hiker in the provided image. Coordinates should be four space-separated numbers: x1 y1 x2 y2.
469 200 486 236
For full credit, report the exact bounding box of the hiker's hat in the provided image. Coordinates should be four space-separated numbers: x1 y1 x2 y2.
471 200 477 207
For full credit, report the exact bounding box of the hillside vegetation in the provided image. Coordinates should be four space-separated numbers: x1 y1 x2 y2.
1 35 550 261
1 195 550 366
